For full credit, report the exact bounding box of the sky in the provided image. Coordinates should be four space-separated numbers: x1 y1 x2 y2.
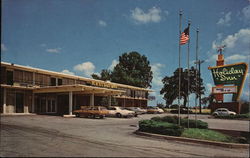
2 0 250 106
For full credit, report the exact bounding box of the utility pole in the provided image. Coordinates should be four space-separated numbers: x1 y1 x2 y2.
198 60 204 114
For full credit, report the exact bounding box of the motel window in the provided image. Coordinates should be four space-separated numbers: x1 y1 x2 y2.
130 90 135 97
76 80 86 85
50 77 56 86
1 67 7 84
125 89 130 97
23 71 33 84
35 73 50 86
6 71 13 85
68 79 75 85
58 78 62 85
62 78 75 85
14 70 23 83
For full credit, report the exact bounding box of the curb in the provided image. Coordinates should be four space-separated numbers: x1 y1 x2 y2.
63 115 76 118
0 113 37 116
134 130 249 149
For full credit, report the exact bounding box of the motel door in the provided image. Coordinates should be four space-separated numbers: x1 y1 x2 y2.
47 98 56 113
16 93 24 113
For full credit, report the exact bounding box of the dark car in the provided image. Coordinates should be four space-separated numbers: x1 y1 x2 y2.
73 106 108 119
170 108 193 114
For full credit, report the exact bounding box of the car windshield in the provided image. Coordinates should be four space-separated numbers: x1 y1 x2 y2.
107 107 116 110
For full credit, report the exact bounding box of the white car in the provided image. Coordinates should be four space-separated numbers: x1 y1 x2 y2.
125 107 147 115
147 107 164 114
212 108 236 116
106 106 136 118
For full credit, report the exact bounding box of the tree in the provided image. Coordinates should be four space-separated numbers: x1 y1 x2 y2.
157 102 165 108
92 69 112 81
160 67 205 107
202 93 215 109
92 51 153 88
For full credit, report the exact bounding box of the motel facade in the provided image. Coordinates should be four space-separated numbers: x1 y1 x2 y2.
0 62 152 115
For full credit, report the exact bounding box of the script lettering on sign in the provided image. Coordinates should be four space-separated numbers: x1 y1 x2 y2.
208 62 248 101
211 67 244 82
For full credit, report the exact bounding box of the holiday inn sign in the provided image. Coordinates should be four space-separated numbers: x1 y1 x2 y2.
208 62 248 101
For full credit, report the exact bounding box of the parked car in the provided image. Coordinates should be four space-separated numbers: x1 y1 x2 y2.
125 107 147 115
170 108 193 114
147 107 164 114
73 106 108 119
106 106 136 118
212 108 236 116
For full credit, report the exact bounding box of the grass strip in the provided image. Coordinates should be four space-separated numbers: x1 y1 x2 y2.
181 128 237 143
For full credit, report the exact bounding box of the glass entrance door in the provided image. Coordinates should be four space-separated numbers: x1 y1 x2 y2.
47 98 56 113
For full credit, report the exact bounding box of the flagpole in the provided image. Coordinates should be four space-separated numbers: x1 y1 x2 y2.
195 28 199 128
187 20 191 128
178 10 183 126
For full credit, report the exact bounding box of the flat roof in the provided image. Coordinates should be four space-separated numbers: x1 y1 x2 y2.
1 61 153 92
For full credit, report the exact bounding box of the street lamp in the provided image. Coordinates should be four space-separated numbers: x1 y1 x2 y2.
194 59 204 114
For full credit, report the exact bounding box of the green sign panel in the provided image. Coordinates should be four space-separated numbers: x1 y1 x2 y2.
209 62 248 101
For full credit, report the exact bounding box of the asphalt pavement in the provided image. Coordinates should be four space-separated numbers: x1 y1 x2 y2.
0 113 249 157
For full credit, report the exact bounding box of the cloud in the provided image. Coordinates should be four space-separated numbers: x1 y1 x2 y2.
151 63 165 87
131 7 163 24
225 54 249 62
61 69 75 75
108 59 118 70
206 83 213 94
207 28 250 64
221 28 250 55
1 43 7 51
206 54 218 63
98 20 107 27
217 12 231 26
242 5 250 22
46 48 61 53
73 62 95 77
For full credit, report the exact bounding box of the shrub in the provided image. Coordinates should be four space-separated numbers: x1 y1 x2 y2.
151 116 208 129
162 116 179 124
151 116 162 122
180 119 208 129
240 101 250 114
139 120 184 136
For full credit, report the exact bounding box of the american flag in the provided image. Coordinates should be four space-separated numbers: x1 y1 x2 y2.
180 26 189 45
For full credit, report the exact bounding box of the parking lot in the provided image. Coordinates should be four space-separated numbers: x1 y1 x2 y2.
0 114 249 157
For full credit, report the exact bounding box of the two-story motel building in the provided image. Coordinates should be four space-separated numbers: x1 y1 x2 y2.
0 62 152 115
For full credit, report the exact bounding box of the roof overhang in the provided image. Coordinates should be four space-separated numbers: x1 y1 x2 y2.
33 84 125 95
1 84 34 90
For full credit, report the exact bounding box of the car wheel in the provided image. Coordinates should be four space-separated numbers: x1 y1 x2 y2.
116 113 122 118
213 113 218 117
99 115 104 119
75 113 80 117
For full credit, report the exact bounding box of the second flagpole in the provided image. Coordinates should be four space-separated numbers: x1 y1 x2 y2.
178 10 182 125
